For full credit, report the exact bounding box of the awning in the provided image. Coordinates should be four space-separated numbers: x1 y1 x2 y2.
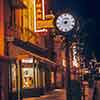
16 50 56 65
10 39 56 65
13 38 49 58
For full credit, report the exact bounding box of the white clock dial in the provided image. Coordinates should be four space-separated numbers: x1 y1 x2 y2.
56 13 75 32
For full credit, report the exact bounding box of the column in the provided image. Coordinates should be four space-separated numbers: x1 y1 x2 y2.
0 0 4 56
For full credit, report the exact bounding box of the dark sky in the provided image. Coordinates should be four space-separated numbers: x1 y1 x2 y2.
49 0 100 60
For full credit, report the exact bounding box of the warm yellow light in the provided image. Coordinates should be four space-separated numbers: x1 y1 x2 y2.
34 0 37 32
62 59 66 67
34 0 47 32
0 32 4 56
36 3 41 8
16 60 21 99
22 0 34 7
51 72 54 83
0 2 4 56
73 60 78 67
35 67 38 88
11 64 17 92
22 68 34 88
42 0 45 20
37 19 54 28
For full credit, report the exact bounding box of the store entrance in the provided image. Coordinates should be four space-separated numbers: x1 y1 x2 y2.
8 57 49 99
21 58 44 98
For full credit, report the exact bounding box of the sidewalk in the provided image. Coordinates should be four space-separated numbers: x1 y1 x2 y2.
23 89 66 100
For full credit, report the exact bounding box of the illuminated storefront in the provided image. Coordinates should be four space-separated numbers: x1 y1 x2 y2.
1 0 56 100
10 57 52 98
21 58 43 89
7 42 56 99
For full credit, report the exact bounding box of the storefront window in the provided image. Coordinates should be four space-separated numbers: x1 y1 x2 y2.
21 58 42 89
22 68 33 88
11 64 17 92
51 72 54 84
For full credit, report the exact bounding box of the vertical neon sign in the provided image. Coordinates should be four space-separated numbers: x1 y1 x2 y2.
72 45 79 68
34 0 47 32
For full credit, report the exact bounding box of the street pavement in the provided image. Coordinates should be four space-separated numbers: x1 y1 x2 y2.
23 81 100 100
81 80 100 100
23 89 66 100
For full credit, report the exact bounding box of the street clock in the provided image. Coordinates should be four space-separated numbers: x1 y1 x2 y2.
55 13 78 100
56 13 76 33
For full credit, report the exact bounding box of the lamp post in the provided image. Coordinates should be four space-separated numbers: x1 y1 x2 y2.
65 37 72 100
55 12 78 100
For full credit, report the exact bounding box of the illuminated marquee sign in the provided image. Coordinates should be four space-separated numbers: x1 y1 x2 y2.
34 0 47 32
22 58 33 63
34 0 54 32
36 0 43 20
37 20 54 28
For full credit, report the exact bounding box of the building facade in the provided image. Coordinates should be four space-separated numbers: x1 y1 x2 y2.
0 0 56 100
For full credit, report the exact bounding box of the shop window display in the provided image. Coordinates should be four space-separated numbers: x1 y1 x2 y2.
11 64 17 92
22 68 33 88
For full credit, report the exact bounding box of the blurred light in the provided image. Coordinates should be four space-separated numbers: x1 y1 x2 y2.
42 0 45 20
35 29 47 32
34 59 37 63
22 58 33 63
62 59 66 67
72 45 79 68
99 68 100 73
51 72 54 83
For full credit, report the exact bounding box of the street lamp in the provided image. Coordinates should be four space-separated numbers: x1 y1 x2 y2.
55 12 77 100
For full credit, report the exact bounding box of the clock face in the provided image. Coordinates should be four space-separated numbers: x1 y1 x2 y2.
56 13 75 32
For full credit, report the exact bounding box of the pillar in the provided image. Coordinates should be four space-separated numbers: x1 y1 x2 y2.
0 0 4 56
0 58 9 100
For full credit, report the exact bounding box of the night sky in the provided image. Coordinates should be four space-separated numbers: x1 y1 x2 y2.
49 0 100 60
